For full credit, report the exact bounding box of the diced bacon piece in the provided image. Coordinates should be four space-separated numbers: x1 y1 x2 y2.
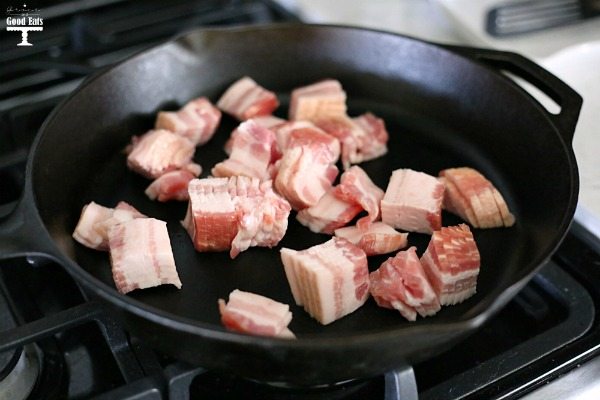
296 189 363 234
315 113 389 169
108 218 181 294
127 130 196 179
289 80 347 121
272 121 340 161
217 77 279 121
183 162 202 177
280 238 369 325
439 167 515 228
182 177 291 258
155 97 221 145
212 120 277 180
114 201 147 218
420 224 481 305
274 144 339 210
73 202 115 250
218 289 295 338
369 247 440 321
73 201 147 251
334 222 408 256
334 166 384 229
351 112 389 163
145 170 196 202
381 169 445 234
94 202 148 246
224 116 286 155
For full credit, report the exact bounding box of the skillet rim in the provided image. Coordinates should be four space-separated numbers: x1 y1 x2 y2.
26 23 579 348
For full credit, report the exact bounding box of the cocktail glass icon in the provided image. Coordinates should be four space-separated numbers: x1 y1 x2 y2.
7 27 43 46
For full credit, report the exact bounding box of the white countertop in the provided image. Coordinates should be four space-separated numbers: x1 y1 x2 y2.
277 0 600 238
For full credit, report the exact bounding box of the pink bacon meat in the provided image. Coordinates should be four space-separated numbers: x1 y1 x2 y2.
224 115 286 155
212 120 278 180
108 218 182 294
280 238 369 325
439 167 515 228
289 79 347 122
127 129 196 179
381 169 445 234
296 189 363 234
155 97 221 145
73 201 146 251
315 113 389 169
420 224 481 305
217 76 279 121
218 289 295 338
370 247 441 321
182 176 291 258
334 222 408 256
334 166 384 229
274 142 339 210
273 121 340 162
145 169 197 202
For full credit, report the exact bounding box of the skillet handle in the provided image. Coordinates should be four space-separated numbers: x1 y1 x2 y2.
0 191 61 262
442 45 582 144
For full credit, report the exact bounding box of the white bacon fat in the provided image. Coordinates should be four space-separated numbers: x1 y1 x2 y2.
289 79 347 122
108 218 182 294
127 129 196 179
73 201 147 251
218 289 295 338
280 238 369 325
439 167 515 228
334 222 408 256
155 97 221 146
381 169 445 234
217 76 279 121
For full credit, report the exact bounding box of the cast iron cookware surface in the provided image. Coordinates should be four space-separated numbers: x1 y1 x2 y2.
1 24 580 384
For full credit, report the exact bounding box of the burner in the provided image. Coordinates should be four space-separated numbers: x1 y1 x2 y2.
0 285 39 400
0 345 39 400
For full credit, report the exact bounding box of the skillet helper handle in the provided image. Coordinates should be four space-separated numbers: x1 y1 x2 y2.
443 45 582 144
0 192 60 262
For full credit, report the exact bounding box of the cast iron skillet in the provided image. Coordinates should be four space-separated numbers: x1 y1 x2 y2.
0 24 581 385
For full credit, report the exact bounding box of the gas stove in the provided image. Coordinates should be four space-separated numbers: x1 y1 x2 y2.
1 1 599 399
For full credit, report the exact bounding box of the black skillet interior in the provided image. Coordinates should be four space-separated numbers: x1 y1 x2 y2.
33 25 576 338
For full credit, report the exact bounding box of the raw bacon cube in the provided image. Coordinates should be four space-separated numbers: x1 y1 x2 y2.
369 247 440 321
127 129 196 179
315 112 389 169
182 176 291 258
280 238 370 325
273 121 341 163
439 167 515 228
218 289 295 338
145 169 197 202
217 77 279 121
212 120 278 180
73 201 147 251
296 189 363 234
381 169 445 234
224 116 286 155
108 218 182 294
334 222 408 256
274 143 339 210
72 202 115 251
334 166 384 229
420 224 481 305
155 97 221 145
289 79 347 122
